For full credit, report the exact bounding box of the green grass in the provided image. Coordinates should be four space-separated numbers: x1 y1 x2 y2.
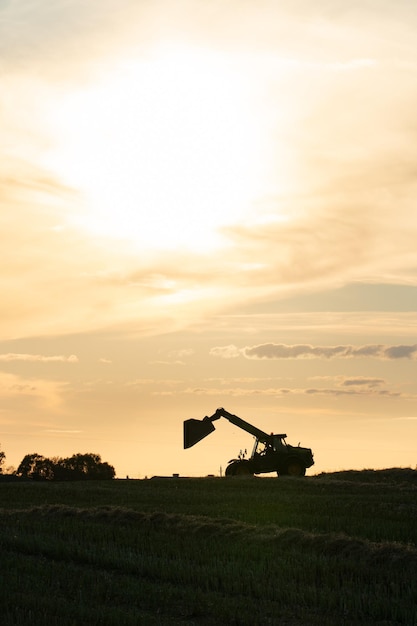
1 470 417 625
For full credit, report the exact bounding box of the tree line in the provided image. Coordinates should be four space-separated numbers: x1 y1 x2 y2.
0 444 115 480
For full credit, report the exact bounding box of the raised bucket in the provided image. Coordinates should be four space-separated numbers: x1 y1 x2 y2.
183 417 216 449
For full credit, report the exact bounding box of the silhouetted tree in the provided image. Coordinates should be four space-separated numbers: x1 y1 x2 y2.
58 453 115 480
49 456 73 481
16 453 55 480
96 461 115 480
16 451 115 480
0 443 5 473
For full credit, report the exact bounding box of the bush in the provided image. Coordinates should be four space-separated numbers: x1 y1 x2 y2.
16 452 115 481
0 444 5 473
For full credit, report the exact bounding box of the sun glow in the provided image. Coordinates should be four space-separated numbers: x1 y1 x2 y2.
43 45 267 251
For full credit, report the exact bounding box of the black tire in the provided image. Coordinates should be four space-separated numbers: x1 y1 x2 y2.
225 462 237 476
225 461 252 477
286 460 306 477
234 461 252 477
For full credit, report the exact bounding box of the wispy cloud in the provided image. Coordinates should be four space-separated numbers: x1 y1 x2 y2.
340 378 384 388
0 353 78 363
140 372 403 398
174 386 403 398
210 343 417 360
0 372 68 409
209 345 241 359
44 429 82 434
312 376 386 388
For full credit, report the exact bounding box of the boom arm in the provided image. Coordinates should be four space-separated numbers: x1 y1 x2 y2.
211 408 270 442
183 407 272 449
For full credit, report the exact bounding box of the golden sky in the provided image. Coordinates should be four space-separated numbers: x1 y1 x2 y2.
1 0 417 477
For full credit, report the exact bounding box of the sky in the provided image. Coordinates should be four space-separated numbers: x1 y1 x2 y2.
1 0 417 478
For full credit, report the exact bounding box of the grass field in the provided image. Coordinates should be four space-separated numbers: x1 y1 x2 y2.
1 469 417 625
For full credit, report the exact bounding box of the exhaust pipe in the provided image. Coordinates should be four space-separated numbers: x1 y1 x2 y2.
183 417 216 449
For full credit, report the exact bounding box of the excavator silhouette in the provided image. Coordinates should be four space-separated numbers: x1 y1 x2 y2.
184 407 314 477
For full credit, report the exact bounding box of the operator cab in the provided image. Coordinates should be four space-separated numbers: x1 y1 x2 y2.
272 434 287 450
252 434 287 458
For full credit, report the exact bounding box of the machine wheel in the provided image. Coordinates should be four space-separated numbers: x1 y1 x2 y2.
225 460 252 477
225 462 237 476
286 460 306 477
235 461 252 477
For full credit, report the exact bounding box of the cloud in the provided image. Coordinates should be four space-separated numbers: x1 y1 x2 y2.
139 372 402 398
1 1 417 343
0 372 68 409
168 349 195 358
210 343 417 360
0 353 78 363
312 376 386 388
126 378 181 388
175 386 403 398
44 429 82 434
149 360 186 366
303 387 401 397
0 1 151 81
206 376 289 384
209 345 241 359
340 378 385 388
384 345 417 359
